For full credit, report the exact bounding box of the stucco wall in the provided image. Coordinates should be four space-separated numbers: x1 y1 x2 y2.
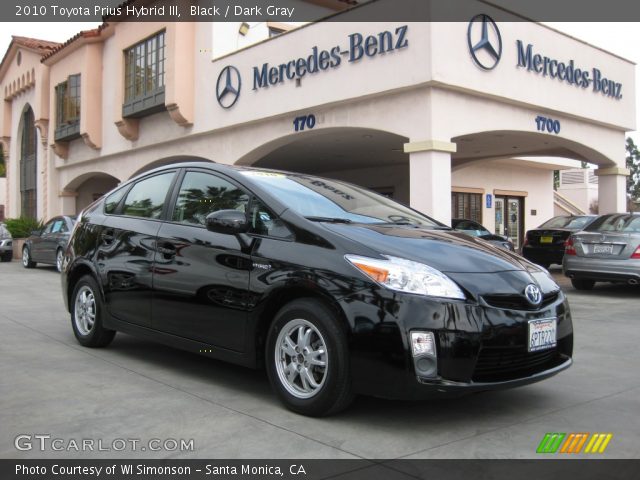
452 162 554 233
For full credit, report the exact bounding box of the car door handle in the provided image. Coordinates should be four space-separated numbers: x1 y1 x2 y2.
101 229 115 245
157 242 176 259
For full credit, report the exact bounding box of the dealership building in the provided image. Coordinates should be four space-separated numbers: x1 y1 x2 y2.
0 0 635 249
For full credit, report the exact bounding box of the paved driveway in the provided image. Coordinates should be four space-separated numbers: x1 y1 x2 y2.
1 261 639 459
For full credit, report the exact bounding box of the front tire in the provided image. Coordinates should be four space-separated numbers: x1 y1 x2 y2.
22 246 36 268
266 298 353 417
1 252 11 262
70 275 115 347
571 278 595 290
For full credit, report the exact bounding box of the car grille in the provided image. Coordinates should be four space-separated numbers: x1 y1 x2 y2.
482 291 559 310
472 346 558 382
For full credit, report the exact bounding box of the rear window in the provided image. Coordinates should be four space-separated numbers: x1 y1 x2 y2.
585 214 640 233
539 216 593 229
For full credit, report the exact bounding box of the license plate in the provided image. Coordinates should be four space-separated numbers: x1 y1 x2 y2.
540 236 553 244
593 244 614 254
528 318 557 352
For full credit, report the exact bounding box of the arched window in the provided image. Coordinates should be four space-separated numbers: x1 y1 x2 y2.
20 106 37 218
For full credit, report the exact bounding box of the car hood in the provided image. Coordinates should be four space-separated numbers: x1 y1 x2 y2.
324 223 535 274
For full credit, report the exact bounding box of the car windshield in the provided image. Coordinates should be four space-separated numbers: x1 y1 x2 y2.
585 214 640 233
241 171 445 227
539 216 592 229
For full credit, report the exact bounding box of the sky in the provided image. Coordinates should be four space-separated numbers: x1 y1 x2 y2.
1 21 639 144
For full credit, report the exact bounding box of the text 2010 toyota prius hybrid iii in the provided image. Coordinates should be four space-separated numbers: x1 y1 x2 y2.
62 162 573 416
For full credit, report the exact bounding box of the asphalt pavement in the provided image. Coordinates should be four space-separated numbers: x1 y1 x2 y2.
1 260 639 459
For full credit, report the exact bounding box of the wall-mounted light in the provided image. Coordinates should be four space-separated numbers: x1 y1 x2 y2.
239 22 250 36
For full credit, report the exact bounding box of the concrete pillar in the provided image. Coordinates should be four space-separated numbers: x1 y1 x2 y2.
596 167 629 214
404 140 456 225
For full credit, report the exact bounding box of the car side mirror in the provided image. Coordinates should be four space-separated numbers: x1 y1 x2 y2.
31 230 42 236
205 210 249 235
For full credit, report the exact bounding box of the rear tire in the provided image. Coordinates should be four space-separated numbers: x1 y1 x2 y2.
70 275 115 347
22 246 36 268
571 278 595 291
55 248 64 273
266 298 354 417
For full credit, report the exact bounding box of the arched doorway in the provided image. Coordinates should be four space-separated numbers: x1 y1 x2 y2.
19 105 37 218
66 173 121 213
449 130 617 249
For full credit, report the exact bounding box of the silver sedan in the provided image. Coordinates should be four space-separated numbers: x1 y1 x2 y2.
563 213 640 290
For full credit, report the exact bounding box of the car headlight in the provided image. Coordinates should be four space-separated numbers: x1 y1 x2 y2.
345 254 465 300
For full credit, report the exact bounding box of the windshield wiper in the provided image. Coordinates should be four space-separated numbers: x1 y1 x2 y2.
305 216 353 224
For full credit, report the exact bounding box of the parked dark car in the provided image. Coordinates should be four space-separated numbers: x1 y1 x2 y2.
451 219 514 251
0 222 13 262
62 162 573 416
564 213 640 290
23 216 76 272
522 215 597 268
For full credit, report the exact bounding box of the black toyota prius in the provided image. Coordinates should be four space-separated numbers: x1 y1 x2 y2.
62 161 573 416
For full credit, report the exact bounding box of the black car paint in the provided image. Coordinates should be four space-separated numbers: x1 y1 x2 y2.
522 216 598 267
62 162 572 400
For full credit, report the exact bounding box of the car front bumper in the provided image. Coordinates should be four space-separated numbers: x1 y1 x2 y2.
563 255 640 283
341 288 573 400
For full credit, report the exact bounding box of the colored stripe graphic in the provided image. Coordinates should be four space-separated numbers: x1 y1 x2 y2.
537 433 613 454
537 433 566 453
560 433 589 453
584 433 613 454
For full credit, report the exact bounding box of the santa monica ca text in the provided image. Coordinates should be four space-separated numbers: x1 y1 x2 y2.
16 464 306 476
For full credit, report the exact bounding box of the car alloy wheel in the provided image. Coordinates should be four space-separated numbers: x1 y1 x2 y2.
266 298 353 416
74 285 96 335
70 275 116 348
22 247 35 268
275 319 328 399
56 249 64 273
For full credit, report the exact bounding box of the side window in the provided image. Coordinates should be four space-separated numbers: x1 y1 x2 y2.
51 220 65 233
122 172 175 219
104 187 127 214
42 220 55 234
172 172 249 225
249 199 293 239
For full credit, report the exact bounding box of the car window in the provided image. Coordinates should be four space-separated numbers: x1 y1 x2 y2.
249 199 293 239
241 171 444 227
104 187 128 215
587 214 640 233
41 220 55 234
51 220 65 233
455 220 489 237
122 172 176 219
539 216 592 229
172 172 249 226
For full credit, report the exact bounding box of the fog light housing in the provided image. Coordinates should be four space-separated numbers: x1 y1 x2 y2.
411 331 435 357
411 331 438 379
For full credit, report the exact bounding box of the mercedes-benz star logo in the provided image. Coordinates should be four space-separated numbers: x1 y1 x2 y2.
467 14 502 70
524 284 543 306
216 65 241 109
